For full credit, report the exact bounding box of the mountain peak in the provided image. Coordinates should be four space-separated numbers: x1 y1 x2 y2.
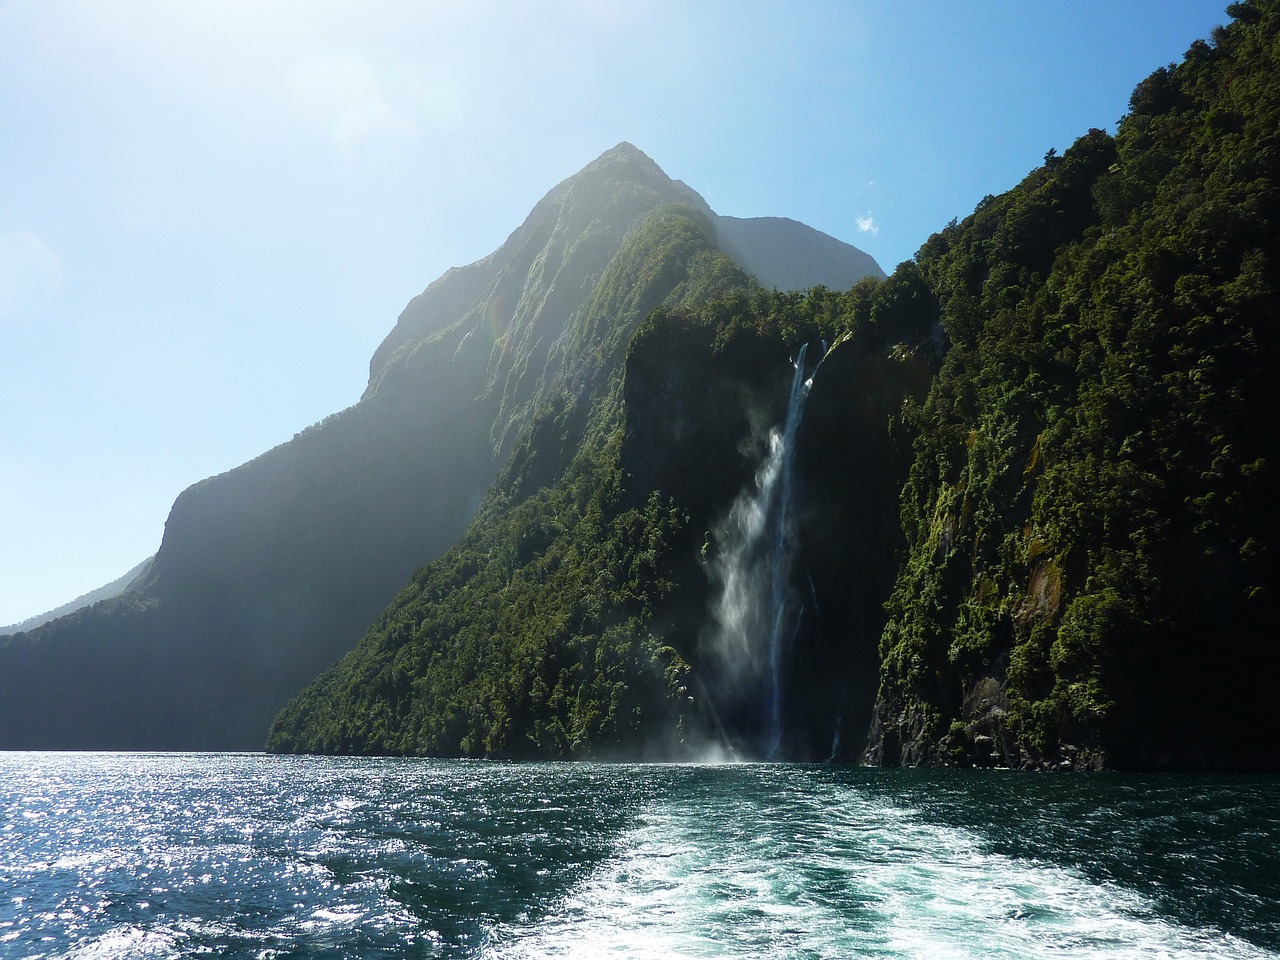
368 145 884 384
587 141 661 171
0 138 884 751
600 140 648 161
568 140 700 205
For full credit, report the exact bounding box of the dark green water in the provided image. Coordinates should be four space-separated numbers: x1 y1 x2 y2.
1 754 1276 958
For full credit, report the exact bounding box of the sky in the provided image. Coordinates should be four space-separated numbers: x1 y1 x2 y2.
1 0 1234 627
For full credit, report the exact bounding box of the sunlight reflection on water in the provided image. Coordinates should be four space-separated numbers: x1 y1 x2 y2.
1 754 1277 959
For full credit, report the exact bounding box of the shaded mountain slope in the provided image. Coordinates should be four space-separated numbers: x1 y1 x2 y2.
267 276 935 759
274 0 1280 771
714 215 887 291
266 207 752 756
0 558 152 636
0 143 882 750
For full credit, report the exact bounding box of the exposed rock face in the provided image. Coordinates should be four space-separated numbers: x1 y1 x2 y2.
622 316 791 521
616 301 939 761
0 143 882 751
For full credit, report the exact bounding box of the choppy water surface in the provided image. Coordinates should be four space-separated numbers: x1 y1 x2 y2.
1 754 1276 958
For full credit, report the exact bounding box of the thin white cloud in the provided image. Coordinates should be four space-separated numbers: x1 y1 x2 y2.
856 213 879 236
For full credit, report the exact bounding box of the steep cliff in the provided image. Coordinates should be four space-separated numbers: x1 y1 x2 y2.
267 277 936 758
869 0 1280 771
272 1 1280 770
0 144 882 750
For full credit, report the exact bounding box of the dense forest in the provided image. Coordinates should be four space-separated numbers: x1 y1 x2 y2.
5 3 1274 771
0 142 880 751
268 266 939 758
872 0 1279 770
271 0 1280 770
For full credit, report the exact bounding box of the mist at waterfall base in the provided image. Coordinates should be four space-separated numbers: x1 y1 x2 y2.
4 753 1278 960
704 342 829 760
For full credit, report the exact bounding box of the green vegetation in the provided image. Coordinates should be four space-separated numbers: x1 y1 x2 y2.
1 147 754 752
268 224 934 756
275 0 1280 769
24 5 1277 769
873 0 1280 770
268 207 750 756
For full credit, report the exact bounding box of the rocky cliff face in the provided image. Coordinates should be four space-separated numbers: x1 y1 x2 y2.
0 143 883 751
265 270 936 759
623 330 916 759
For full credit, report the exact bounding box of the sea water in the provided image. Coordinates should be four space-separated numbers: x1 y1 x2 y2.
1 753 1277 958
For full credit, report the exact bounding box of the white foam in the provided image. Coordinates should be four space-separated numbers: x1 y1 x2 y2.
487 784 1279 960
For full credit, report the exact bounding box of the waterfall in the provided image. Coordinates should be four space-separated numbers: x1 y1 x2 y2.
828 714 844 762
708 342 823 758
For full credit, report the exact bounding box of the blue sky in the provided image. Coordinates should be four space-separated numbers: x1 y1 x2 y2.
1 0 1232 626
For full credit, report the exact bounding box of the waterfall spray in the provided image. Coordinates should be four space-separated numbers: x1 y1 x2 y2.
708 342 824 758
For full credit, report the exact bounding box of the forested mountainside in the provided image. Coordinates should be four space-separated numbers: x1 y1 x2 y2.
267 271 939 758
870 0 1280 771
272 0 1280 770
0 144 882 750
